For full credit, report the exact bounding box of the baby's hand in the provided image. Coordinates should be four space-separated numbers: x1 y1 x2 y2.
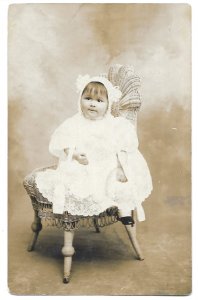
117 167 128 182
73 152 89 165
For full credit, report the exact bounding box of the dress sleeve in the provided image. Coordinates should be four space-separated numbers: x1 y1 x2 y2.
49 116 77 158
115 117 139 153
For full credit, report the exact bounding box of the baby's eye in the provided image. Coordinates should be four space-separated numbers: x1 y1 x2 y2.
97 99 103 102
85 97 91 100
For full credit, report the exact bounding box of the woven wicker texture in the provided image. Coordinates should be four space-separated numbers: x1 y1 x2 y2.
23 166 119 231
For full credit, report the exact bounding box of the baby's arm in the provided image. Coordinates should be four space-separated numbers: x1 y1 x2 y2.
64 148 89 165
116 153 128 182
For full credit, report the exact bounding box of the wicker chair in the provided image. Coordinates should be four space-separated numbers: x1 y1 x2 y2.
23 64 144 283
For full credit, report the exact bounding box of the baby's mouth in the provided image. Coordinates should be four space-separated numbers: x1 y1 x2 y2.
88 109 97 112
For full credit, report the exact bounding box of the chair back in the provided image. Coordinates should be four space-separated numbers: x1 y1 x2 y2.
101 64 142 129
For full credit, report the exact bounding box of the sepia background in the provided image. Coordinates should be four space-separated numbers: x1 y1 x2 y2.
8 3 191 295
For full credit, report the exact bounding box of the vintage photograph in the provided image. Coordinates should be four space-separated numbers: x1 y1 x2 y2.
8 3 191 295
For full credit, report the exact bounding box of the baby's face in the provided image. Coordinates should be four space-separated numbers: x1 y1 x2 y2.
81 92 108 120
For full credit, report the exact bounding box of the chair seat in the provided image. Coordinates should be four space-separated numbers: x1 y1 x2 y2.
23 166 119 231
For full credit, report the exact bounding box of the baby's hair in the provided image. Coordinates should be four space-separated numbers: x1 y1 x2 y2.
82 81 108 99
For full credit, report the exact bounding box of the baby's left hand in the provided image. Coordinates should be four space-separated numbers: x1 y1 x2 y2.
117 167 128 182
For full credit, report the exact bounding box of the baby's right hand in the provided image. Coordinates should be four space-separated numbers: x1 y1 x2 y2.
73 152 89 165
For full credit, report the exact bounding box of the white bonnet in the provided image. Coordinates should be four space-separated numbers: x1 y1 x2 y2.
76 74 122 106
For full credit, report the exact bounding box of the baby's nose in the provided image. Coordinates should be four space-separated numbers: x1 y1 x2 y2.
90 100 96 107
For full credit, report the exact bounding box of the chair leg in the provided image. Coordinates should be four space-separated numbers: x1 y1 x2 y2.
62 230 75 283
124 221 144 261
27 209 42 252
93 217 100 233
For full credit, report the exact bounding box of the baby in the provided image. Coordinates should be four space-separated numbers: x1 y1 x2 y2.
65 81 127 183
35 75 152 223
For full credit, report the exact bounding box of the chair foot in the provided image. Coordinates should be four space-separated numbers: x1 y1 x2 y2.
63 276 70 284
27 246 33 252
95 227 100 233
138 256 145 261
137 253 144 261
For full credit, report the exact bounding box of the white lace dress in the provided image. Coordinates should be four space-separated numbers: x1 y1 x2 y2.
35 113 152 221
